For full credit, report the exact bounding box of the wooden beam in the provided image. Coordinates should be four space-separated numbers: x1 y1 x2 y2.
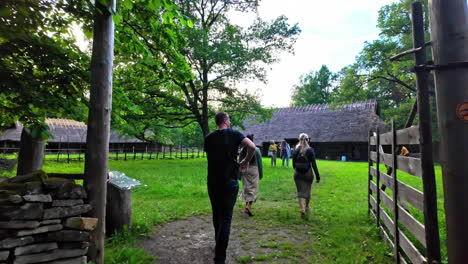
370 167 425 212
372 126 420 145
411 3 442 263
370 196 427 264
379 188 426 247
428 0 468 262
370 152 422 178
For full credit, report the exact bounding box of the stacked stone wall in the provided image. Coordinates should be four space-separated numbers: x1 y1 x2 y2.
0 174 97 264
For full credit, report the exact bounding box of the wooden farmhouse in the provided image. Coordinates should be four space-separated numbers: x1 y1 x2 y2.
0 119 154 154
241 100 389 161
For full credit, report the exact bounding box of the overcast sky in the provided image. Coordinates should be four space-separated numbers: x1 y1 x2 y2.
230 0 397 107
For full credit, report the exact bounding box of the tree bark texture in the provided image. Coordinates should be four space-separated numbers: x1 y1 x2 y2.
84 1 115 263
16 127 45 176
411 3 441 263
428 1 468 263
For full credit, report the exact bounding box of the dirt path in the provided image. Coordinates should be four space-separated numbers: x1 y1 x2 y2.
140 209 315 264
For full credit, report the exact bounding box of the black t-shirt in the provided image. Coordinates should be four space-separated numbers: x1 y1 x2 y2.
204 128 245 184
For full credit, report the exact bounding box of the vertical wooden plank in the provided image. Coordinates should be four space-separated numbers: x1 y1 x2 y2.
392 119 401 264
368 130 373 214
412 2 442 263
376 128 381 227
429 4 468 261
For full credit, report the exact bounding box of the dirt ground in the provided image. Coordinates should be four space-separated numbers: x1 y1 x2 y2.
139 210 314 264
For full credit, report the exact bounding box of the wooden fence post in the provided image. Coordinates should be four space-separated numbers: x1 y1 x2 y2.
376 128 381 227
391 119 400 264
57 138 61 162
428 1 468 262
368 130 372 215
412 3 442 263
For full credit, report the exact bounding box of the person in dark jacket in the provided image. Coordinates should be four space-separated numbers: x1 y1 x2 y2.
291 133 320 217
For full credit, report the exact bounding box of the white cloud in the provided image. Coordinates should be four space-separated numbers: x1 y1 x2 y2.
232 0 398 107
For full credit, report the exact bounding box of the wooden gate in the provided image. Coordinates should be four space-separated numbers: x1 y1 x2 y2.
368 123 441 264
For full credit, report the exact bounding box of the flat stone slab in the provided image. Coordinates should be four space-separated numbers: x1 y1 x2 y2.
23 195 52 203
43 205 92 219
58 242 89 249
17 224 63 237
13 248 88 264
43 256 86 264
0 221 40 229
0 250 9 261
14 242 58 256
65 217 98 231
0 195 23 205
0 236 34 249
40 220 61 226
0 203 43 220
51 200 83 207
49 184 86 200
46 231 90 242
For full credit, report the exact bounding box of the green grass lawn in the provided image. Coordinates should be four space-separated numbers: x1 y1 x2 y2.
3 158 446 263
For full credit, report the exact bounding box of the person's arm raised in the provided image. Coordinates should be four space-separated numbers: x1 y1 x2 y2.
239 137 256 172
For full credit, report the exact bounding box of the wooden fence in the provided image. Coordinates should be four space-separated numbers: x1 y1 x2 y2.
0 146 205 163
368 123 441 264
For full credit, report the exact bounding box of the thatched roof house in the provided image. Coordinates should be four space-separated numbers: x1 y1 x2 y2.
0 119 147 153
241 100 389 161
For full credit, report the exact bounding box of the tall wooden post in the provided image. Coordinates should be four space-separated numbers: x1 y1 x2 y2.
411 3 441 263
84 0 115 263
391 120 400 264
375 128 381 227
428 1 468 262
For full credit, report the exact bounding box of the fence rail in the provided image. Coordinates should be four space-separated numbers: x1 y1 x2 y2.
368 123 441 264
0 146 205 163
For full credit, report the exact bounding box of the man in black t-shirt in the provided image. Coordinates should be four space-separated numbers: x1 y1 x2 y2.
204 112 255 264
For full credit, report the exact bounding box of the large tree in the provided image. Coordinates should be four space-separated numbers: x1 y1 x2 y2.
113 0 300 137
291 65 336 106
330 0 433 128
0 0 91 174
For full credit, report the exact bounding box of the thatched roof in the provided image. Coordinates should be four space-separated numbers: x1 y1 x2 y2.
0 119 142 144
241 100 389 145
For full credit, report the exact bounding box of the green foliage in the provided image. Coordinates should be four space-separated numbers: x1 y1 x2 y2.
0 0 91 132
112 0 300 137
291 65 336 106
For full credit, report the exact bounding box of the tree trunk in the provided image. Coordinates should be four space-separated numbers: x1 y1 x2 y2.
84 0 115 263
16 127 45 176
428 1 468 263
200 118 210 137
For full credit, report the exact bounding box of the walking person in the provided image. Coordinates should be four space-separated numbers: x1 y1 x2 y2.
268 140 277 167
291 133 320 217
280 139 291 168
239 134 263 216
204 112 256 264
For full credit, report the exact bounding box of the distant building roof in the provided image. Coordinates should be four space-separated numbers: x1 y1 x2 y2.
241 100 389 145
0 119 142 144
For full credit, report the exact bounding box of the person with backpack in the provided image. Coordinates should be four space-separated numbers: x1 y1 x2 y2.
239 134 263 216
292 133 320 217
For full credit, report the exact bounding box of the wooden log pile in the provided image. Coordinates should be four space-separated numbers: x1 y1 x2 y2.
0 173 97 264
